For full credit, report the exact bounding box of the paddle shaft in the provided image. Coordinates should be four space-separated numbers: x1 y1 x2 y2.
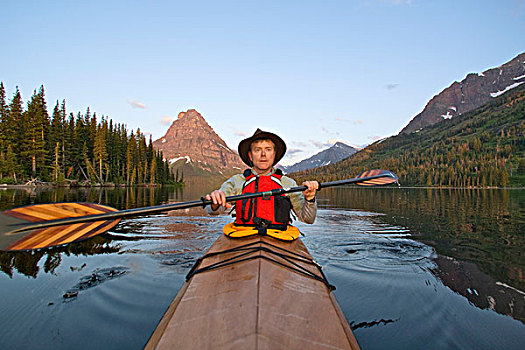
6 172 396 234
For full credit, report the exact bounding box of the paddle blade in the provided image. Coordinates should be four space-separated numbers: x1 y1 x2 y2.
355 169 398 186
1 203 121 251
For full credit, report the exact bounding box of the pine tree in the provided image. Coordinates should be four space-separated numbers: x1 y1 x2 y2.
0 82 8 179
136 129 147 183
156 151 165 183
106 119 115 182
7 87 24 180
93 119 108 182
149 151 157 184
49 100 67 180
22 86 48 177
4 144 18 182
60 101 67 175
87 110 97 159
73 111 88 176
64 112 77 178
126 132 136 185
52 141 61 181
146 135 154 183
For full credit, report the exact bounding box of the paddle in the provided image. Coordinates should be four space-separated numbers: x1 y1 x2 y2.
0 169 398 251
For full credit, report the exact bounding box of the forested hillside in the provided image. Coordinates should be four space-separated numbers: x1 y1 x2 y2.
293 85 525 187
0 83 176 185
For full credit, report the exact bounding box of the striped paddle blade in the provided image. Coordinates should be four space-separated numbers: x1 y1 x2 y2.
355 169 399 186
0 203 120 251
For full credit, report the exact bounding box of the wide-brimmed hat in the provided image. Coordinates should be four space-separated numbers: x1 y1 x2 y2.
238 128 287 167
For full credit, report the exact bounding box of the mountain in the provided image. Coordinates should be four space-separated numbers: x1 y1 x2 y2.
152 109 245 185
401 53 525 134
280 142 359 173
292 83 525 187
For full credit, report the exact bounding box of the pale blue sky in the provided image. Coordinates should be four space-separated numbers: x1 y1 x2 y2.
1 0 524 165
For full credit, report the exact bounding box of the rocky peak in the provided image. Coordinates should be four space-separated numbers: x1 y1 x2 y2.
152 109 245 172
280 142 358 173
401 52 525 134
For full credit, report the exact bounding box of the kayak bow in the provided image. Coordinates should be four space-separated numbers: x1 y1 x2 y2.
145 233 360 350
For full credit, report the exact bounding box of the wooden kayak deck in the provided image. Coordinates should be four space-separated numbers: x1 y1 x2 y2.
145 234 360 350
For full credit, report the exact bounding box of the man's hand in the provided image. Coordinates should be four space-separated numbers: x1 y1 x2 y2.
205 190 232 211
302 181 319 201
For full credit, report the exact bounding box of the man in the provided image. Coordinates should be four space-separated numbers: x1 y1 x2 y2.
206 129 319 226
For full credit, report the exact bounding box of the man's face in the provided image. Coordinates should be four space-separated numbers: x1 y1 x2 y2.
248 139 276 175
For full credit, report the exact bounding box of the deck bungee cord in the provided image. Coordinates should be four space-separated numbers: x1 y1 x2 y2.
185 239 335 290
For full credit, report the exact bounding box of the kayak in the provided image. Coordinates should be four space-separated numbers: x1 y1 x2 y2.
145 233 360 349
145 232 360 349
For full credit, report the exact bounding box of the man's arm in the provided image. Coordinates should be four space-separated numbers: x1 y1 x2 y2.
283 177 318 224
205 174 245 215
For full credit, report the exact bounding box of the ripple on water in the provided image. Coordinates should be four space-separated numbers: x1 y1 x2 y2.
300 209 435 268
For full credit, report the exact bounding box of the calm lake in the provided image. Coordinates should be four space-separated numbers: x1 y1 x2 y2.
0 185 523 349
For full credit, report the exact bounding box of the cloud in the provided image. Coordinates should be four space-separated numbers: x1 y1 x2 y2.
385 83 400 90
310 139 331 149
286 148 303 155
127 99 147 109
321 126 341 136
291 140 309 148
234 130 250 137
161 115 175 125
334 115 362 125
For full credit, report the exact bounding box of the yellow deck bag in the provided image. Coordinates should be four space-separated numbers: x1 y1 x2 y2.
223 223 300 241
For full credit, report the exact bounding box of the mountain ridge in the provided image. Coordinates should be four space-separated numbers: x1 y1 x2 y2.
401 52 525 134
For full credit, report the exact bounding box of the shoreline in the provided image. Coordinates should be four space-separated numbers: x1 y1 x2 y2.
0 183 183 189
0 183 521 190
330 185 525 190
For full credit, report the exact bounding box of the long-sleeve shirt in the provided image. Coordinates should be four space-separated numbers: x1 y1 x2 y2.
206 168 317 224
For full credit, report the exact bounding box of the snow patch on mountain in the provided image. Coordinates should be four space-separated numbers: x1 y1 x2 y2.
169 156 191 164
490 82 524 98
442 111 453 120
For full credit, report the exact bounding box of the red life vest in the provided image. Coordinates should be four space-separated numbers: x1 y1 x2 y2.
235 169 292 229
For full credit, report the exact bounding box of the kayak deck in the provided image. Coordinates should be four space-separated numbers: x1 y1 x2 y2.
145 234 360 349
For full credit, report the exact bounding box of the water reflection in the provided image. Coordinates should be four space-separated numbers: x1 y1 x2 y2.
0 184 209 279
318 187 525 325
0 234 132 278
0 211 217 279
0 185 180 210
319 187 524 291
431 255 525 324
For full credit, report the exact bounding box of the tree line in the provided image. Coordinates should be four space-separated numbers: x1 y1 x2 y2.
0 83 178 185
